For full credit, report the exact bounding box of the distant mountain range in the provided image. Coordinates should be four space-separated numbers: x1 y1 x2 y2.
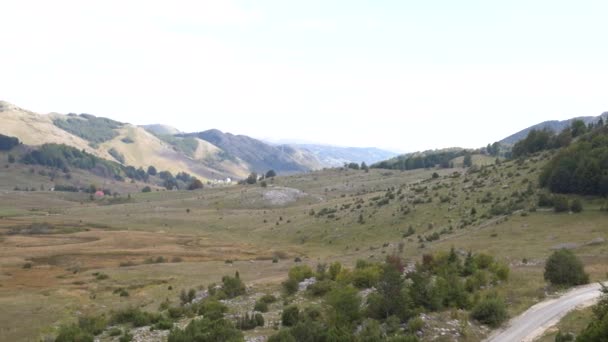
499 112 608 146
284 144 397 167
0 101 396 181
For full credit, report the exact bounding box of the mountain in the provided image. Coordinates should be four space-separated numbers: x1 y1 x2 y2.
0 101 251 180
285 144 397 167
499 112 608 146
181 130 323 174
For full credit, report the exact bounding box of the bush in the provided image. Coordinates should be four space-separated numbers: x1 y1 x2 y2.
470 297 508 327
555 331 575 342
544 249 589 287
281 305 300 326
54 325 94 342
254 301 268 312
282 278 298 295
570 199 583 213
260 294 277 303
553 195 570 212
288 265 313 282
326 286 361 324
0 134 19 150
141 186 152 193
221 272 246 298
168 317 243 342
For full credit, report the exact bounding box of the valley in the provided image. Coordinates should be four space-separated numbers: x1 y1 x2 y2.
1 143 607 340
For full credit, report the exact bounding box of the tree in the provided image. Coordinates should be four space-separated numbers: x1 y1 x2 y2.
326 286 361 324
570 198 583 213
0 134 20 151
470 296 508 327
553 195 570 212
147 166 157 176
367 262 412 321
544 249 589 287
571 120 587 137
188 178 204 190
246 172 257 184
265 170 276 178
141 186 152 193
361 162 369 172
347 162 360 170
463 153 473 167
281 305 300 326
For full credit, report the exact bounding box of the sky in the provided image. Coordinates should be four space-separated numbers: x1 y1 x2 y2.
1 0 608 152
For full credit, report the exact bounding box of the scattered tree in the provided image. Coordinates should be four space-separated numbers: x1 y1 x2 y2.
544 249 589 287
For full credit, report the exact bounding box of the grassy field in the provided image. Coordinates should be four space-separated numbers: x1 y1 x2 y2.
536 307 594 342
1 153 607 341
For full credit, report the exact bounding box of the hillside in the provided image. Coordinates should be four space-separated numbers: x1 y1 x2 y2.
285 143 397 167
0 102 275 181
499 112 608 146
182 129 323 174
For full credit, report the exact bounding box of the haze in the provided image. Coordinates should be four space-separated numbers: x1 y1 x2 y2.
2 0 608 151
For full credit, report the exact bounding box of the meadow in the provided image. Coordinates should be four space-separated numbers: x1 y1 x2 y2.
0 153 606 341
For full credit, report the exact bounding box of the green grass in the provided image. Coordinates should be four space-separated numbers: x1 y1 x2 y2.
1 151 607 341
536 306 594 342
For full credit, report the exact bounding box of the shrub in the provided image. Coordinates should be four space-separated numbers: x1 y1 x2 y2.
555 331 575 342
54 325 94 342
282 278 298 295
141 186 152 193
326 286 361 324
267 329 297 342
198 300 228 321
570 199 583 213
168 317 243 342
220 272 246 298
553 195 570 212
288 265 313 282
307 279 334 296
260 294 277 303
544 249 589 287
470 296 508 327
281 305 300 326
119 332 133 342
254 301 268 312
0 134 20 150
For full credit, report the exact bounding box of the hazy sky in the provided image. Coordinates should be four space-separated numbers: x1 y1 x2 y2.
2 0 608 152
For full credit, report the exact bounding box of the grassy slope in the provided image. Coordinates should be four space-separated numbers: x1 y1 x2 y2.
0 153 607 341
0 103 252 181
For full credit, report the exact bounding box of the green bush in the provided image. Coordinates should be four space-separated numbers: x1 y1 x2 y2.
168 317 243 342
570 198 583 213
288 265 313 282
267 329 297 342
326 286 361 324
282 278 298 295
470 297 508 327
197 300 228 321
142 186 152 193
281 305 300 327
553 195 570 212
54 325 94 342
544 249 589 287
254 301 268 312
